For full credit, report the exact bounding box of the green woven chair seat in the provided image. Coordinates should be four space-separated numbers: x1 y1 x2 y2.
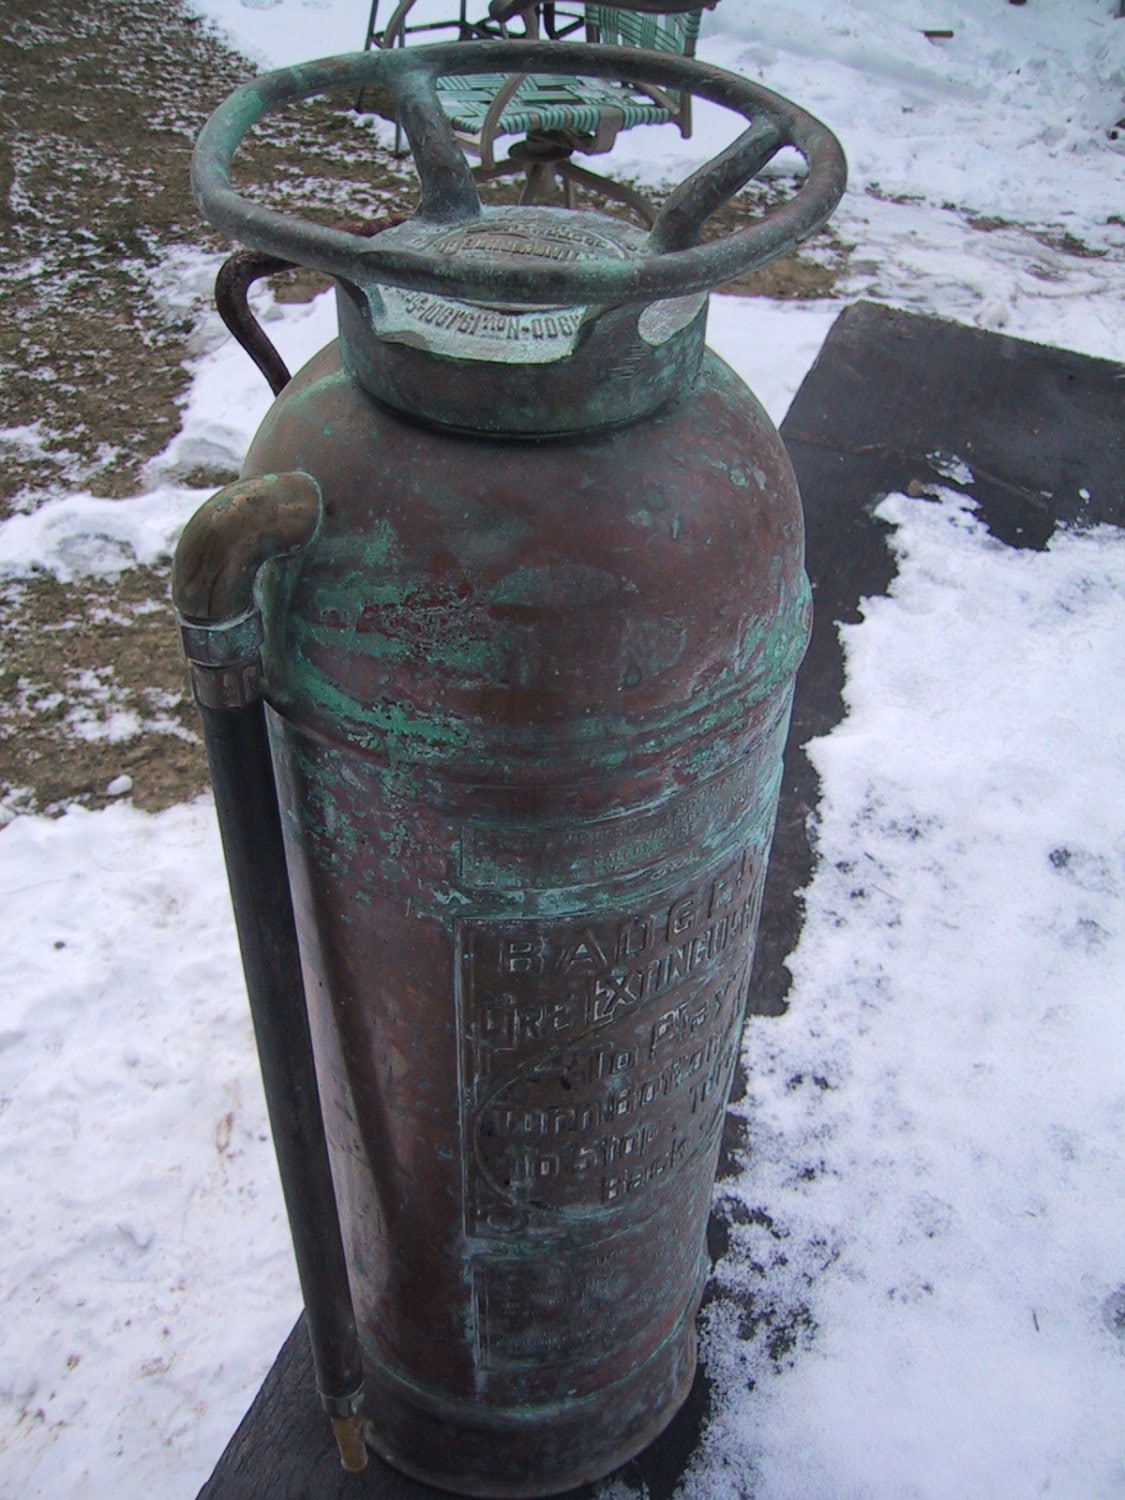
438 7 698 144
438 72 678 139
584 4 695 52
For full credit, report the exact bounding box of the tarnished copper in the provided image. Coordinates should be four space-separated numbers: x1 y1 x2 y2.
183 38 844 1497
240 339 810 1495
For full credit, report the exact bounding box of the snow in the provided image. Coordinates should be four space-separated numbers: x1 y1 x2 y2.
0 803 296 1498
689 496 1125 1499
2 2 1123 1497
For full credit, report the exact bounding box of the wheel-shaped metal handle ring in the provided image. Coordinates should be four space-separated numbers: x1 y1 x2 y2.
192 41 846 306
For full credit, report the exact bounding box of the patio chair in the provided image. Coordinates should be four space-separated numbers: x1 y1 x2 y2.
368 0 707 224
360 0 510 52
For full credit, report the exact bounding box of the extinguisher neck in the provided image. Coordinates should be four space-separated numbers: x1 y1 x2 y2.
331 207 710 437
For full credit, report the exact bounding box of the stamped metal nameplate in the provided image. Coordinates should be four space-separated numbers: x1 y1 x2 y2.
457 846 763 1369
376 285 587 364
373 212 641 365
456 846 762 1236
432 220 635 267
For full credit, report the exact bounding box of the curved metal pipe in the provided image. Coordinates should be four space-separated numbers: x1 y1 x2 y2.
215 251 297 397
172 474 369 1473
173 471 321 629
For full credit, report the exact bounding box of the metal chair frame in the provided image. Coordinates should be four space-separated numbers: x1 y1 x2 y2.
361 0 705 224
356 0 535 112
361 0 589 46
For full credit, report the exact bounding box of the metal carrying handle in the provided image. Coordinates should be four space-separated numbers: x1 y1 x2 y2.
215 251 298 396
193 40 846 306
214 211 409 397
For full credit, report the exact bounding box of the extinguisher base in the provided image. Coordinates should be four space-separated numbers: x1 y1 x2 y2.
358 1315 698 1498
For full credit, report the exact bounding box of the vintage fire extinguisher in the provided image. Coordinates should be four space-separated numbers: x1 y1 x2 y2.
173 34 844 1496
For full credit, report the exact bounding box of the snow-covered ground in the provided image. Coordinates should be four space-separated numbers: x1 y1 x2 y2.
1 2 1122 1496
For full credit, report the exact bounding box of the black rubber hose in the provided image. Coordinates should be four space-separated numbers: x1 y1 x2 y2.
173 474 367 1472
195 697 366 1470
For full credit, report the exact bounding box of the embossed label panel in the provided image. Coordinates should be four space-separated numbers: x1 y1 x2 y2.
374 216 640 363
379 286 587 364
470 1182 709 1372
456 848 763 1238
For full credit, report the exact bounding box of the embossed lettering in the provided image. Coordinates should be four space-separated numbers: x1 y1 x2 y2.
390 287 585 347
502 938 543 975
555 929 609 973
459 849 763 1230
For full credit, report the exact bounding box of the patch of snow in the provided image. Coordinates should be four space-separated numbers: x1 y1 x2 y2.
0 422 53 456
144 282 340 486
0 486 209 582
682 491 1125 1499
0 803 296 1500
927 450 975 487
707 299 839 427
0 288 338 582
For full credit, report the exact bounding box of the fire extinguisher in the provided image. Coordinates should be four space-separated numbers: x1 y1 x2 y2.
174 35 844 1497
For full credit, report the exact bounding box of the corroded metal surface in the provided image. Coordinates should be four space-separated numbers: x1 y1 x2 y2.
193 42 844 433
192 41 847 306
186 36 841 1496
240 340 809 1494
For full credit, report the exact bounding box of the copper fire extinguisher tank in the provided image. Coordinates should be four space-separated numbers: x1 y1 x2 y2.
177 37 844 1497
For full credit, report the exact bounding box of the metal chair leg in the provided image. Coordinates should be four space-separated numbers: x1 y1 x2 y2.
556 159 656 226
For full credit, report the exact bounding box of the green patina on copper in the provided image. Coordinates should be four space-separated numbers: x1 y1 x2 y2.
193 42 846 310
295 616 500 675
185 35 847 1494
298 670 474 755
262 510 811 770
271 618 805 770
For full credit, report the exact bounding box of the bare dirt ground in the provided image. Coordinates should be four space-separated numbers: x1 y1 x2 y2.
0 0 847 818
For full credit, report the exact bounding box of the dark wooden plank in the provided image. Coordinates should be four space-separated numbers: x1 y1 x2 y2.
201 301 1123 1496
747 300 1124 1016
785 300 1123 549
197 1312 711 1500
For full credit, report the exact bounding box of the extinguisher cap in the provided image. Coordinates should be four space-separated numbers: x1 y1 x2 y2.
334 206 708 436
